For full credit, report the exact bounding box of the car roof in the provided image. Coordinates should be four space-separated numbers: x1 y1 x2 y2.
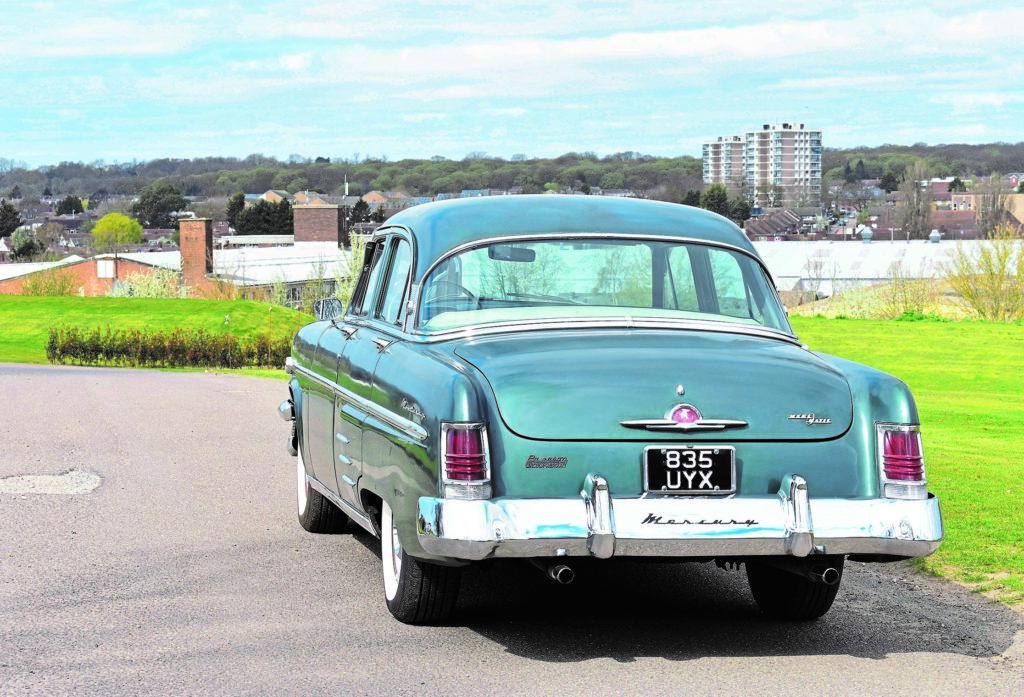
379 195 756 276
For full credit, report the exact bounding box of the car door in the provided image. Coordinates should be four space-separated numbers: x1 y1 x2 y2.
331 236 390 513
341 235 416 486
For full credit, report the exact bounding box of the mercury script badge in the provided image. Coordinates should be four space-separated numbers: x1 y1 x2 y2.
401 399 426 419
788 413 832 426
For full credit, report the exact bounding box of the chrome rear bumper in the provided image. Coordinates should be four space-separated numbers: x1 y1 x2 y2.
416 473 943 561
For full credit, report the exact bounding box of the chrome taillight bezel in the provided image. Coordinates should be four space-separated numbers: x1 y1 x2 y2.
876 422 928 500
440 421 492 500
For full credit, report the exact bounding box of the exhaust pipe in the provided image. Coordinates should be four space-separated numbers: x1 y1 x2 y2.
810 566 841 586
758 557 842 585
529 559 575 585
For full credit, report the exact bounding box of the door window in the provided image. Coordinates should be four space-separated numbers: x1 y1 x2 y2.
377 239 412 325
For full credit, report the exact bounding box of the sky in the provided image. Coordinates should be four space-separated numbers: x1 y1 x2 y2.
2 0 1023 168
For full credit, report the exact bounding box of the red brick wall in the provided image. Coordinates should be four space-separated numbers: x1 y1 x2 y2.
0 258 163 296
180 218 213 289
294 205 339 243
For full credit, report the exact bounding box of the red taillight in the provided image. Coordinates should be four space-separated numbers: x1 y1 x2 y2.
445 427 487 481
882 429 925 482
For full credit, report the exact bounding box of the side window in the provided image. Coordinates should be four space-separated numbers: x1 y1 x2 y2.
353 240 388 316
377 239 412 325
664 247 700 311
708 248 759 321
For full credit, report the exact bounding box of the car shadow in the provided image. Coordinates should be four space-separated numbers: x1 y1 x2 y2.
352 528 1022 664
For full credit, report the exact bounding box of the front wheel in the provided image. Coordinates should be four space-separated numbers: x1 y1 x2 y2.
381 500 461 624
746 556 844 620
295 441 348 533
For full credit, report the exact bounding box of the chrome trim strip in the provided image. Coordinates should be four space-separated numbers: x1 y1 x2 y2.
291 362 428 442
307 475 375 535
414 317 801 346
621 418 749 432
416 473 943 561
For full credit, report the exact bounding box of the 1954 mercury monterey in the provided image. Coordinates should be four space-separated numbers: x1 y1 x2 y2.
279 195 943 624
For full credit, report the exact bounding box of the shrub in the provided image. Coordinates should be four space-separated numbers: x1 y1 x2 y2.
21 268 78 296
944 224 1024 321
46 326 291 369
109 269 188 298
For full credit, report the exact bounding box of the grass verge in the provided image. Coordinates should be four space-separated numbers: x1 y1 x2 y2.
792 315 1024 605
0 296 311 369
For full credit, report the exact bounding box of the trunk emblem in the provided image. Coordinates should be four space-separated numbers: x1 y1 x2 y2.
669 404 701 424
621 403 747 433
788 413 833 426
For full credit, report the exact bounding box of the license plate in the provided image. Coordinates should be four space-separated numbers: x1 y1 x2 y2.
643 445 735 495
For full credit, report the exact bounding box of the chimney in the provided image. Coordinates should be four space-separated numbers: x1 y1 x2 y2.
180 218 213 288
293 204 340 245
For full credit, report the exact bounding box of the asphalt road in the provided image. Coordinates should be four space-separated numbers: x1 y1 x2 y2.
1 364 1022 696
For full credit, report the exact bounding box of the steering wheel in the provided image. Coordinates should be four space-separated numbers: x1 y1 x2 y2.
425 281 477 303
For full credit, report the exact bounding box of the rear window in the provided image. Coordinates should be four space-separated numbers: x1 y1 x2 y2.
418 238 790 333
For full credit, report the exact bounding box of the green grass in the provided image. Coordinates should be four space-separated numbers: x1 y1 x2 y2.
0 295 312 368
792 315 1024 605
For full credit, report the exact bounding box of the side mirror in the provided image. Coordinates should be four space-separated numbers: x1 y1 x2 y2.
313 298 344 321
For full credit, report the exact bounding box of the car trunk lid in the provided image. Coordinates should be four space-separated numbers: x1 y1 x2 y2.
453 328 852 442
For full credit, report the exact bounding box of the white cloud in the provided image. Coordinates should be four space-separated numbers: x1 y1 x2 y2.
403 113 448 123
489 108 527 117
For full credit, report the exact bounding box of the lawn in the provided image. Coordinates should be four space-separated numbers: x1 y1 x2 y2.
792 315 1024 605
0 295 312 367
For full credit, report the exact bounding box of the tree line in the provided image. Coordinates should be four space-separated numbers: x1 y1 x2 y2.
4 144 1024 204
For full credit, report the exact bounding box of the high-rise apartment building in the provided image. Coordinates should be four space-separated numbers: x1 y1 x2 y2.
702 123 822 207
702 136 745 189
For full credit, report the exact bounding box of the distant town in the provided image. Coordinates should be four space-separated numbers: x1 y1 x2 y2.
2 129 1023 306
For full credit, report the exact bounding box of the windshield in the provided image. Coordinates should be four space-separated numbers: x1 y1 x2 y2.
418 238 791 333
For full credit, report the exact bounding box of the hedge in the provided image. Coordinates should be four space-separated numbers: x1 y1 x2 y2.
46 326 291 369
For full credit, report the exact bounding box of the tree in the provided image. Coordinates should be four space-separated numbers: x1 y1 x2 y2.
896 162 933 240
8 185 21 200
225 191 246 229
699 183 730 217
681 189 702 207
944 224 1024 321
130 182 187 229
235 199 293 235
1017 180 1024 194
55 195 84 215
37 222 64 250
975 175 1011 236
1 200 24 237
879 172 900 192
728 195 751 224
350 199 371 223
10 228 45 260
92 212 142 252
948 176 967 193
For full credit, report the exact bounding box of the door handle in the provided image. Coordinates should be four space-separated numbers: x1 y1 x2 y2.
341 326 357 339
373 337 393 352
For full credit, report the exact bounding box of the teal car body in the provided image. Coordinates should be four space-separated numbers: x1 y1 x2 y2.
280 195 942 624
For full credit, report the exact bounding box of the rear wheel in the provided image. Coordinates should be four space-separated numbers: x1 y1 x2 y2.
295 441 348 533
746 556 844 620
381 499 461 624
